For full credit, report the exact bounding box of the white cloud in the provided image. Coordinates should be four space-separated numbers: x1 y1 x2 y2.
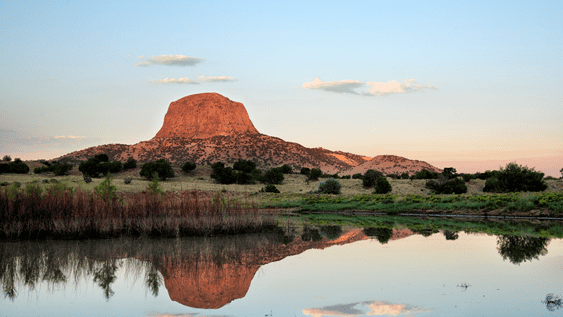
149 78 199 84
54 135 83 139
302 77 436 96
197 75 237 82
302 77 364 95
135 55 204 67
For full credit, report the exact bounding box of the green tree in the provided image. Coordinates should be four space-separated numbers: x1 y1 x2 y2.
374 177 392 194
2 155 11 162
123 158 137 169
140 159 175 180
308 168 322 181
8 159 29 174
483 162 547 193
181 161 197 173
362 169 383 188
233 160 256 173
94 174 118 201
263 168 284 184
497 235 549 265
317 178 342 194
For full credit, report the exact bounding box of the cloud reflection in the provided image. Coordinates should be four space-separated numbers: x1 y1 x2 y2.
303 301 431 317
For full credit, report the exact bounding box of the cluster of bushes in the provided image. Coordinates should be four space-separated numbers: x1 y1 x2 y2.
425 168 467 194
483 163 547 193
412 169 439 180
0 158 30 174
33 161 73 176
139 159 175 180
78 154 137 178
300 167 323 181
386 173 410 179
211 161 293 185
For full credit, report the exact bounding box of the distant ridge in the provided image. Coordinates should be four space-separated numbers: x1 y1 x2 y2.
57 93 441 174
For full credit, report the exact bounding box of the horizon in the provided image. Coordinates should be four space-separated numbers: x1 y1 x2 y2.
1 1 561 177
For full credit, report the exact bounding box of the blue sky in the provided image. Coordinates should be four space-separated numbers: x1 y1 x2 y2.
1 1 562 175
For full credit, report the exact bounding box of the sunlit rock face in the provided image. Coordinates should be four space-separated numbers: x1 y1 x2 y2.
154 93 260 139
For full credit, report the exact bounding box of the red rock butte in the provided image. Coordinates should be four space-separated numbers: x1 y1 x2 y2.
153 93 260 139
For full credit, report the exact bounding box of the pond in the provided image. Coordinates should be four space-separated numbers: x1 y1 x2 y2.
2 218 563 316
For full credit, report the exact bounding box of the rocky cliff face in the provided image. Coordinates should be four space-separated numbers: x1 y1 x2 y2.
154 93 259 139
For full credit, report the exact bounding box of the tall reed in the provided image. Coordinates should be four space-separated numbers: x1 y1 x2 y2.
0 185 276 240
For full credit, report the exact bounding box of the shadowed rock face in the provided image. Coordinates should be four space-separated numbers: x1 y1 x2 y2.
154 93 260 139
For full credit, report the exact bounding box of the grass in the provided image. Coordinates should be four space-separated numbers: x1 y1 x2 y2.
0 180 276 240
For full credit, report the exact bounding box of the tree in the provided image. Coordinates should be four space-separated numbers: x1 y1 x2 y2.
308 168 322 181
8 159 29 174
2 155 11 162
181 161 197 174
79 158 102 178
123 158 137 170
317 178 342 194
374 177 392 194
497 235 549 265
210 162 236 184
233 160 256 173
94 153 109 162
139 159 175 180
483 162 547 193
279 164 293 174
426 177 467 194
263 168 284 184
413 169 438 180
362 169 383 188
442 167 457 179
300 167 310 176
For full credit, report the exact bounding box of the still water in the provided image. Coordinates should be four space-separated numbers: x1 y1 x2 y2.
2 220 563 316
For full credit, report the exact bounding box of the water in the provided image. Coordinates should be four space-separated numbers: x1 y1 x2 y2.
2 220 563 316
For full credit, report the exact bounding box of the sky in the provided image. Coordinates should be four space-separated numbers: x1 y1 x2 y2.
1 0 562 176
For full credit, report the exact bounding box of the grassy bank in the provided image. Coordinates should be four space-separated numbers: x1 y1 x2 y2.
0 183 276 240
265 192 563 217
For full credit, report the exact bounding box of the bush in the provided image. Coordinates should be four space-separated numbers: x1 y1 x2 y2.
263 168 284 184
2 155 12 162
362 169 383 188
0 164 10 174
400 172 409 179
83 175 92 183
352 173 363 179
233 160 256 173
94 174 118 201
300 167 310 175
124 177 132 184
483 162 547 193
210 162 237 184
52 163 73 176
123 158 137 170
250 169 263 181
139 159 175 180
413 169 438 180
182 161 197 173
146 172 164 195
317 178 342 194
8 160 29 174
374 177 392 194
79 158 102 178
94 154 109 162
340 175 351 179
308 168 322 181
279 164 293 174
260 184 280 193
426 178 467 194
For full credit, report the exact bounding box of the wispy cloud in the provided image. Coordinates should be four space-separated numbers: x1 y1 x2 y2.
53 135 84 139
303 300 431 317
135 55 204 67
148 78 199 84
197 76 237 82
302 77 436 96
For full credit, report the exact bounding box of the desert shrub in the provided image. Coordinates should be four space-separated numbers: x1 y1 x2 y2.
340 175 351 179
79 159 102 178
250 169 263 180
0 163 10 174
146 172 164 195
300 167 310 175
124 177 132 184
442 167 457 179
400 172 409 179
374 177 393 194
123 158 137 169
94 153 109 162
94 174 118 201
8 159 29 174
210 162 237 184
233 160 256 173
426 178 467 194
182 161 197 173
483 162 547 193
461 173 476 182
260 184 280 193
362 169 384 188
140 159 175 180
545 176 557 180
413 169 438 180
83 175 92 183
352 173 363 179
2 155 12 162
308 168 322 181
98 161 122 175
263 168 284 184
52 163 73 176
235 171 254 184
279 164 293 174
34 166 50 174
317 178 342 194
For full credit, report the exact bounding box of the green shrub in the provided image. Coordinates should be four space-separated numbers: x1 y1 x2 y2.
124 177 132 184
210 162 236 184
308 168 322 181
250 169 263 181
79 159 102 178
0 163 10 174
139 159 175 180
8 159 29 174
300 167 310 175
363 169 383 188
233 160 256 173
483 162 547 193
123 158 137 169
260 184 280 193
94 174 118 201
426 178 467 194
318 178 342 194
413 169 438 180
263 168 284 184
83 175 93 183
2 155 12 162
182 161 197 173
374 177 392 194
279 164 293 174
400 172 409 179
52 163 73 176
146 172 164 195
94 154 109 162
352 173 363 179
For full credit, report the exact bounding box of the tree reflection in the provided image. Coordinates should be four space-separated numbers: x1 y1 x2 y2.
543 293 563 311
363 227 394 244
301 226 322 242
497 235 549 265
443 230 459 241
145 264 163 297
93 260 119 300
319 226 343 240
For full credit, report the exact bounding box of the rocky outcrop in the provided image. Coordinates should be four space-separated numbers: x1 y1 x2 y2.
154 93 259 139
342 154 442 176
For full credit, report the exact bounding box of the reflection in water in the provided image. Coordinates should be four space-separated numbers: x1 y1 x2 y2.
543 293 563 311
303 301 431 317
497 235 550 265
93 260 120 300
443 230 459 240
363 227 394 244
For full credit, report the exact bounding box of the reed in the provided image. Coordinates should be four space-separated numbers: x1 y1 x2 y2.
0 184 276 240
